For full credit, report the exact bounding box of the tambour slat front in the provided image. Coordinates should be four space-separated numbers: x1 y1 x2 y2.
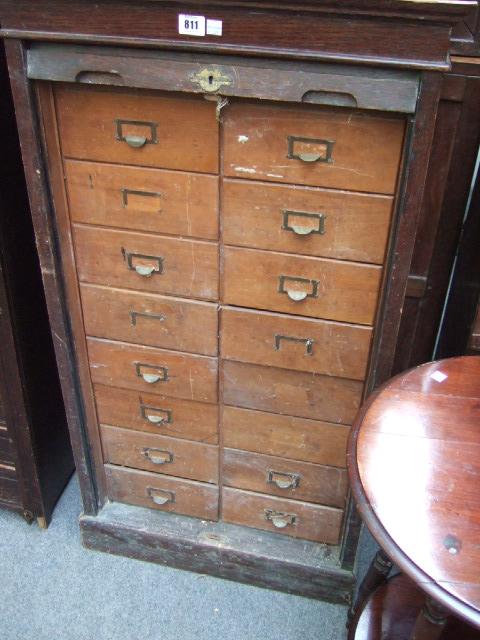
55 84 219 173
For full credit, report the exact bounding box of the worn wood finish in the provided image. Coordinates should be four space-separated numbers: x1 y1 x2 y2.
100 425 218 483
222 406 349 468
223 360 362 424
348 357 480 629
223 448 348 507
223 102 405 194
65 160 219 240
0 0 465 70
88 338 218 404
74 225 219 301
222 179 394 263
55 83 218 173
221 306 372 380
349 574 480 640
105 464 219 520
81 284 218 356
222 486 343 544
28 44 420 113
94 384 218 444
223 246 382 325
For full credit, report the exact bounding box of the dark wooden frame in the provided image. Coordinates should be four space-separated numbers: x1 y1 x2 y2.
1 0 474 600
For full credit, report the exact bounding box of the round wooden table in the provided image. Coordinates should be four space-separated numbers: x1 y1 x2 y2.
347 357 480 639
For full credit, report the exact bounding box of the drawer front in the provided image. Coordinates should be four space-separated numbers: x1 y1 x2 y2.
223 103 404 194
223 406 349 468
0 430 14 466
94 384 218 444
0 470 19 507
222 487 343 544
55 84 219 173
101 425 218 483
81 284 218 356
223 246 382 325
66 160 219 240
223 360 362 424
105 464 219 520
223 448 348 507
221 307 371 380
88 338 218 404
74 225 218 301
223 179 393 264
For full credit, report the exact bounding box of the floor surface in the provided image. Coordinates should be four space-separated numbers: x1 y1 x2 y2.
0 476 377 640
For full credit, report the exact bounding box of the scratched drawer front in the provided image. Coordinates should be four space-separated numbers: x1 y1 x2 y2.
105 464 219 520
223 246 382 325
223 102 404 194
223 406 349 468
223 179 393 264
55 84 219 173
101 425 218 483
87 338 218 404
74 225 218 301
223 448 348 507
94 384 218 444
81 284 218 356
223 360 362 425
221 307 371 380
222 487 343 544
66 160 219 240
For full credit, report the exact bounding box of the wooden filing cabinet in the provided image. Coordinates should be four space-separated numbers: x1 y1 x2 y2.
0 0 475 602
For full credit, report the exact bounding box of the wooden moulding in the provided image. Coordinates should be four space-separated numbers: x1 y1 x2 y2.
80 499 355 604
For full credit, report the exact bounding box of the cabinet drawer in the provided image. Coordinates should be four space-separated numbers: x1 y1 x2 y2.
66 160 219 240
101 425 218 483
55 84 219 173
221 307 371 380
81 284 218 356
223 360 362 424
94 384 218 444
223 448 348 507
222 487 343 544
223 103 404 194
74 225 218 301
223 179 393 264
88 338 218 404
223 406 349 468
223 246 382 325
105 464 219 520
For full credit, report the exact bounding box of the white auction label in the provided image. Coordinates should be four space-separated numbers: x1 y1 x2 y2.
206 19 223 36
178 14 206 36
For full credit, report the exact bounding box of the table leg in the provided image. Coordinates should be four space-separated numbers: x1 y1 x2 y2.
347 548 393 626
410 596 448 640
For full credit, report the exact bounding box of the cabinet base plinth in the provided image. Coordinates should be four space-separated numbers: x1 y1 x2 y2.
80 500 354 603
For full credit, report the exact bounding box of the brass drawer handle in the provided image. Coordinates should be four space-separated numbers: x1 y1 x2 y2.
287 135 334 164
130 311 166 326
143 448 173 465
135 363 169 384
278 275 319 302
264 509 297 529
267 470 300 490
274 334 314 356
121 188 162 209
115 119 158 149
147 487 174 506
282 210 326 237
140 403 172 426
122 248 164 278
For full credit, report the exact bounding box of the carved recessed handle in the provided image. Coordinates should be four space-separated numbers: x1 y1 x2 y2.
282 210 326 237
264 509 297 529
143 448 173 465
278 275 319 302
267 470 300 490
147 487 174 506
